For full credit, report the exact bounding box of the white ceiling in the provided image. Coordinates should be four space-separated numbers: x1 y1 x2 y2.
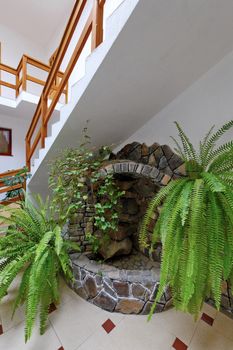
0 0 75 47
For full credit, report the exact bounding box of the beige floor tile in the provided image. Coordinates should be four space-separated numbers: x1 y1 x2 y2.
201 302 218 319
213 311 233 342
151 307 198 345
75 329 121 350
107 314 175 350
59 278 81 305
0 274 25 332
0 319 61 350
189 319 233 350
0 300 24 333
49 296 121 350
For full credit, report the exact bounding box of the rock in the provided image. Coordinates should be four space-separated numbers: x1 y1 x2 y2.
153 147 164 162
141 143 149 156
103 281 118 299
72 265 81 280
116 142 141 159
134 178 158 197
162 166 173 177
174 163 186 176
148 153 157 166
162 145 174 160
84 275 98 298
159 156 168 170
141 301 165 314
115 298 144 314
116 180 135 191
161 174 171 186
73 283 89 300
99 238 132 260
109 224 136 241
168 154 183 170
121 198 139 215
150 283 159 301
149 143 160 154
113 281 130 297
119 214 138 223
93 290 117 312
132 283 146 299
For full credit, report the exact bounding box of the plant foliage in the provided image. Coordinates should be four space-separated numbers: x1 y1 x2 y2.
2 167 31 201
0 194 80 342
49 128 124 253
140 120 233 318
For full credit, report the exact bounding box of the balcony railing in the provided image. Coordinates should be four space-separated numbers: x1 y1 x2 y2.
0 168 27 205
0 54 68 101
25 0 106 170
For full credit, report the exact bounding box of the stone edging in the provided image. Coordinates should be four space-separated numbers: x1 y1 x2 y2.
70 254 172 314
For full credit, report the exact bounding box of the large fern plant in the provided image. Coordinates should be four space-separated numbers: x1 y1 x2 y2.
0 195 79 342
140 120 233 318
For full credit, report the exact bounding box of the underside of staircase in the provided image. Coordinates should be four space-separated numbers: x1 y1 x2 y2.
2 0 233 199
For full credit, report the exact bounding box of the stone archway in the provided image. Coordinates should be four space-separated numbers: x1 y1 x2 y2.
68 141 185 314
67 142 185 256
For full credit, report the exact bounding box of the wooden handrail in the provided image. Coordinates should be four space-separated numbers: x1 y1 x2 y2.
0 168 27 204
0 54 67 99
0 168 25 179
25 0 106 170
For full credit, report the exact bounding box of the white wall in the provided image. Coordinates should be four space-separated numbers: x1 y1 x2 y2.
0 114 29 173
0 24 48 99
46 0 125 101
0 24 47 67
118 48 233 150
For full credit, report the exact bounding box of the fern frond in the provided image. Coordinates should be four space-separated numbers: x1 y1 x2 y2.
201 172 226 192
139 179 184 248
174 122 198 161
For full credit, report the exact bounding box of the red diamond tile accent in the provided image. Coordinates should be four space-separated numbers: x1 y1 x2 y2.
0 325 3 335
201 312 214 326
57 347 64 350
49 303 57 314
172 337 188 350
102 319 116 334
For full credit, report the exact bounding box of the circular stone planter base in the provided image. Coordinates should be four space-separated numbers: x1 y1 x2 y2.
70 253 172 315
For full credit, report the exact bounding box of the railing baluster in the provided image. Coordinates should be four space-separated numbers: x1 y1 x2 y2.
22 55 27 91
26 138 31 170
25 0 106 170
92 0 105 51
41 94 48 148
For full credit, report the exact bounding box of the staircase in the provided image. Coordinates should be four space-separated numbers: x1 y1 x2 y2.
27 0 140 195
2 0 233 198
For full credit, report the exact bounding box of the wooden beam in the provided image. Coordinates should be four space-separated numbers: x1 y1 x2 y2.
0 80 16 90
0 63 17 75
22 55 27 91
45 14 92 125
44 0 87 96
0 42 1 96
92 0 105 50
0 183 23 194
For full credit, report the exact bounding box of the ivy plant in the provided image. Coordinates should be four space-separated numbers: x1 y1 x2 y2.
140 120 233 318
49 129 124 253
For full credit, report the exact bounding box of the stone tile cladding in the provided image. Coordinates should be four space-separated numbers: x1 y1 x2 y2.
67 142 185 254
70 254 172 315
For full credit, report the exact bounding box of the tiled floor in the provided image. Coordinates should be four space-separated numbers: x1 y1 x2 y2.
0 278 233 350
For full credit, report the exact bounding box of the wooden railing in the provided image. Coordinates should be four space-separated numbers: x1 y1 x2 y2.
25 0 106 170
0 54 68 100
0 168 27 205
